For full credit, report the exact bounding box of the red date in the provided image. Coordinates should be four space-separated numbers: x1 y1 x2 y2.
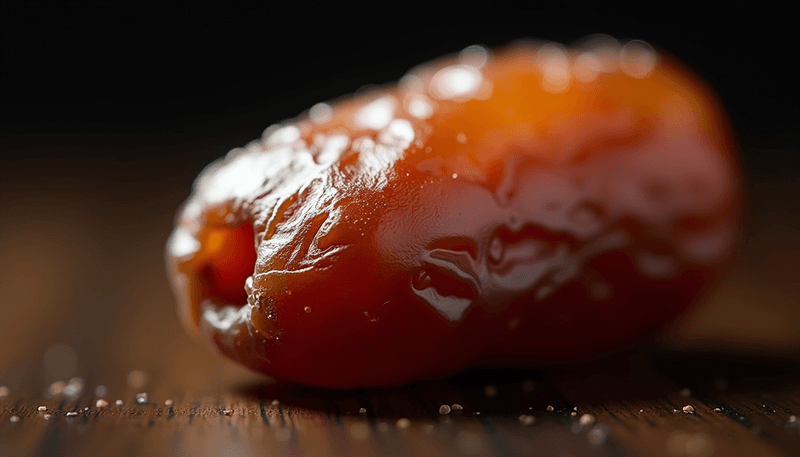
166 39 741 388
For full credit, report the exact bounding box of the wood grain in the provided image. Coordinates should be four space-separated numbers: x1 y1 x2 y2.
2 352 800 456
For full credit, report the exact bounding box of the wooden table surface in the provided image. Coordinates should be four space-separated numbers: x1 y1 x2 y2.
1 131 799 457
2 351 800 456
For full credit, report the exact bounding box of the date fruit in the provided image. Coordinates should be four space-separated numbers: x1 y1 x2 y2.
166 38 741 388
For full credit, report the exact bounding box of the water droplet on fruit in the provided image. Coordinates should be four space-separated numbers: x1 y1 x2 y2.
573 52 602 83
380 118 415 148
621 40 658 78
354 96 396 130
316 134 349 165
169 228 201 259
244 275 254 294
488 236 504 264
537 43 571 94
576 34 621 73
309 103 333 124
570 202 605 236
263 124 301 146
459 44 490 68
413 269 432 289
635 251 678 279
430 65 483 100
405 93 434 119
535 283 555 301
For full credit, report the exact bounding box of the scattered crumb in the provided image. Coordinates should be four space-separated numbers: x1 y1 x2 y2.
547 405 554 412
127 370 148 389
164 399 173 407
94 385 108 397
43 414 52 420
667 430 715 457
348 422 370 440
38 406 47 412
358 407 367 414
63 377 84 398
573 406 579 411
713 407 722 412
115 400 124 406
522 379 535 392
271 399 280 406
304 306 311 313
788 415 797 423
66 411 78 417
396 418 411 429
451 403 463 411
10 415 20 423
439 404 452 415
579 414 596 426
682 405 695 413
96 399 109 408
222 409 233 416
518 414 535 425
679 388 692 397
571 411 577 417
484 385 497 397
474 411 481 415
639 409 644 413
135 392 149 405
586 425 609 446
47 381 66 397
84 407 89 411
0 386 9 397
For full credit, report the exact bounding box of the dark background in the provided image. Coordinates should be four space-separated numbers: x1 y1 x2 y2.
2 4 798 137
1 3 798 378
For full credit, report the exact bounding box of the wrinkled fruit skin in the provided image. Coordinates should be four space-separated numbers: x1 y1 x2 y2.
167 40 742 388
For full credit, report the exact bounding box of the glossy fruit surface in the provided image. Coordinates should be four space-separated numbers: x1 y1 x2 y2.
166 38 741 388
